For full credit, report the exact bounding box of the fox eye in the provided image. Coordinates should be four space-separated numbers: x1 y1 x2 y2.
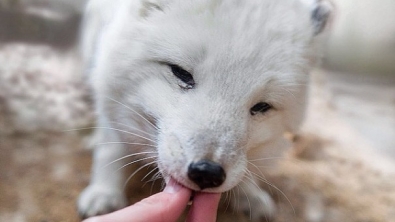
169 64 195 89
250 102 272 115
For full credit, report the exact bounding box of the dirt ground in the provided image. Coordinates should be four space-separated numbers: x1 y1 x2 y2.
0 44 395 222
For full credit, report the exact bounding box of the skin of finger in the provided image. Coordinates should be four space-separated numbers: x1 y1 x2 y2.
83 188 191 222
186 192 222 222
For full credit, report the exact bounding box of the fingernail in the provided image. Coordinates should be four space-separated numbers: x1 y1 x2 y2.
163 178 183 193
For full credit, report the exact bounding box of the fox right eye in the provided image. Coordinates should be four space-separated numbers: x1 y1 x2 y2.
250 102 272 116
168 64 195 89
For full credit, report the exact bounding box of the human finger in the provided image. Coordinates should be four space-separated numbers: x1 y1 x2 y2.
83 180 191 222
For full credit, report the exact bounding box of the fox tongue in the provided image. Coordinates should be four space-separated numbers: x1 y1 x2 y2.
186 191 222 221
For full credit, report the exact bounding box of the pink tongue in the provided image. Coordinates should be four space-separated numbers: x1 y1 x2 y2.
165 178 221 218
192 191 221 208
187 191 222 221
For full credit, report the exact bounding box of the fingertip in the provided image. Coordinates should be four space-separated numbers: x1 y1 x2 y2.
82 217 100 222
163 178 184 194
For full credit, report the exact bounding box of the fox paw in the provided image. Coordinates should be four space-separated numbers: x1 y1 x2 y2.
77 185 128 219
234 188 276 221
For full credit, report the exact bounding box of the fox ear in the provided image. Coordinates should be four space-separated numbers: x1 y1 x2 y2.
311 1 333 35
139 0 164 17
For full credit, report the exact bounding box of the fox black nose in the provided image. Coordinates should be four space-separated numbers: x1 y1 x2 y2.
187 160 226 190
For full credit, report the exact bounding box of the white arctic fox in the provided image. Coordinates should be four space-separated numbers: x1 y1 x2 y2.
78 0 331 220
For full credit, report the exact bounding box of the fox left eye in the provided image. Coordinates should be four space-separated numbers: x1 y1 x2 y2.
250 102 272 115
169 64 195 89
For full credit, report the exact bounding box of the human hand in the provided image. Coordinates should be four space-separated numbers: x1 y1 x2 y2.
83 179 221 222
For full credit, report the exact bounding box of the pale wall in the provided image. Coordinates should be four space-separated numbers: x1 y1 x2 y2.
324 0 395 74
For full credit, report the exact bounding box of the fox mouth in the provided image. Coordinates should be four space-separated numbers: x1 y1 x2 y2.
167 176 220 194
162 162 228 193
164 172 201 192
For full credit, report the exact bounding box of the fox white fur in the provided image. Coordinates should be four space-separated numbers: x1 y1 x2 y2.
78 0 331 220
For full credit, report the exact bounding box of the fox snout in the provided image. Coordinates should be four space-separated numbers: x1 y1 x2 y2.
187 159 226 190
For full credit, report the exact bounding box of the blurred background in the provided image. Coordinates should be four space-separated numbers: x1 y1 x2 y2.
324 0 395 74
0 0 394 222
